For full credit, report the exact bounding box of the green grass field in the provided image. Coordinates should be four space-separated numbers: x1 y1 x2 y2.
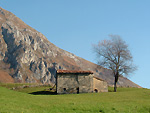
0 84 150 113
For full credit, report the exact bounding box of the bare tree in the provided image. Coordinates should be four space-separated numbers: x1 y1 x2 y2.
93 35 136 92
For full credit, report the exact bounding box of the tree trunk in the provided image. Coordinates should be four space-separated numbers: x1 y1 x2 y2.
114 72 119 92
114 80 117 92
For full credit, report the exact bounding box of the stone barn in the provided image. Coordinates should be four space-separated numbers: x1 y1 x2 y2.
56 70 93 94
93 76 108 92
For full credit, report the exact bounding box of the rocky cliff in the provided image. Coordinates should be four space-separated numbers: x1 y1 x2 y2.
0 7 140 87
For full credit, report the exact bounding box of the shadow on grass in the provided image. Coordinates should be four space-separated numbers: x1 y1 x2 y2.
29 91 57 95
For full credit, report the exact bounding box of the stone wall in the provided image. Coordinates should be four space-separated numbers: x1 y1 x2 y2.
93 77 108 92
56 73 93 94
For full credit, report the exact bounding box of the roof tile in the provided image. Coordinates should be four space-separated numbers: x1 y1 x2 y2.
57 69 93 74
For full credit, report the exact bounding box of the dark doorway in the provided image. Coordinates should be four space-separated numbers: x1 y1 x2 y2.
77 87 79 94
94 89 98 93
63 88 66 91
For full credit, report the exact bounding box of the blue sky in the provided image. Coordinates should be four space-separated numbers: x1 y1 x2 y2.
1 0 150 88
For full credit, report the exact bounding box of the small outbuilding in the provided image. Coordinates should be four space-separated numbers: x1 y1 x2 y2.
56 70 108 94
93 76 108 92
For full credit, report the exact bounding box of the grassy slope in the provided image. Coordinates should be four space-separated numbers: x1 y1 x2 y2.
0 85 150 113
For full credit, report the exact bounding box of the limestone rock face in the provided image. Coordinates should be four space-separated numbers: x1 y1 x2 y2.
0 7 141 87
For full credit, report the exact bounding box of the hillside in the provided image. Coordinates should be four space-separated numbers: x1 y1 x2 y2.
0 7 140 87
0 86 150 112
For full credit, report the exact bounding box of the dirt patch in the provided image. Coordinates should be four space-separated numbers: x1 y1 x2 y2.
0 70 14 83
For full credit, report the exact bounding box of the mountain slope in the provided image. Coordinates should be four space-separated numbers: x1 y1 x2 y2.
0 7 140 87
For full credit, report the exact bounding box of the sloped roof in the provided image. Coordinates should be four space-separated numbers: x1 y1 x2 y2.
57 70 93 74
93 76 105 81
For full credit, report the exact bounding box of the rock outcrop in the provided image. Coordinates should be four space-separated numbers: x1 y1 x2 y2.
0 7 141 87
